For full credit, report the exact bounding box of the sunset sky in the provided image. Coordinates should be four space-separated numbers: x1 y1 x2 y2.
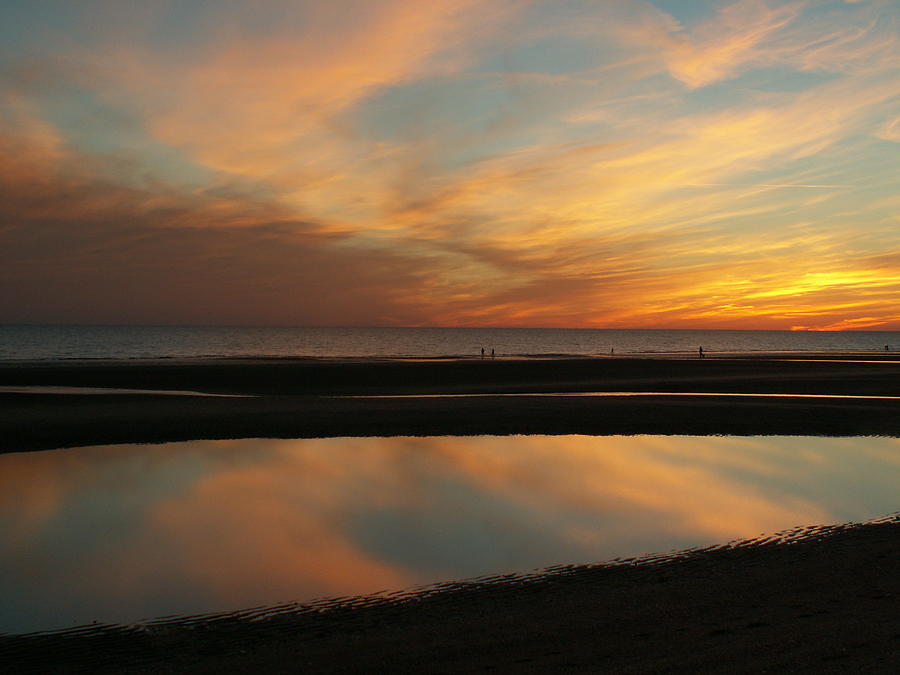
1 0 898 329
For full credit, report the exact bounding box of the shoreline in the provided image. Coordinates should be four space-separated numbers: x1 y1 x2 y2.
2 349 900 364
3 353 900 393
2 356 900 453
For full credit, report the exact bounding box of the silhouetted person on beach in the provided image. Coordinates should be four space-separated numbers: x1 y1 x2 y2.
481 347 485 359
698 346 704 358
491 348 495 359
886 345 890 352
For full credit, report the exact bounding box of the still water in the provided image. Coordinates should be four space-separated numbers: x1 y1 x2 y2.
1 435 897 634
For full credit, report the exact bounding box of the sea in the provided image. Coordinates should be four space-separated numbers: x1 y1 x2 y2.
1 324 899 361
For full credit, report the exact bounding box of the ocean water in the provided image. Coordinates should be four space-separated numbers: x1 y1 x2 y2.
1 324 898 361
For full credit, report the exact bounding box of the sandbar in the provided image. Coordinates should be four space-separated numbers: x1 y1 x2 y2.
2 355 900 453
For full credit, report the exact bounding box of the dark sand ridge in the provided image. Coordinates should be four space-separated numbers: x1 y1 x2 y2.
1 355 898 672
4 352 900 396
3 355 900 453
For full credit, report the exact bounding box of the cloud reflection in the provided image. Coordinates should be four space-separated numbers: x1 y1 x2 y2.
1 434 898 633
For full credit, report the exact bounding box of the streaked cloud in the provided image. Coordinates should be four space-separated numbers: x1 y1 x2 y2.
1 0 898 328
647 0 805 88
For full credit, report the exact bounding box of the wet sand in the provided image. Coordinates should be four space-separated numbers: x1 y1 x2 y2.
1 355 898 672
2 354 900 452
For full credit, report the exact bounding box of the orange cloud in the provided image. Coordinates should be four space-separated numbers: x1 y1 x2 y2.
1 0 897 328
0 117 440 326
654 0 804 88
108 1 511 182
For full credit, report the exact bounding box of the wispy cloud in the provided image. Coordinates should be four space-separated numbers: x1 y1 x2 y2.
1 0 898 328
685 183 853 189
650 0 805 88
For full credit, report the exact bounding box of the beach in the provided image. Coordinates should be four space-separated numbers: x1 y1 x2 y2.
1 354 898 672
3 354 900 453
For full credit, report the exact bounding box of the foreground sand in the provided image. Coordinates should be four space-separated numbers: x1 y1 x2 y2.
1 355 898 672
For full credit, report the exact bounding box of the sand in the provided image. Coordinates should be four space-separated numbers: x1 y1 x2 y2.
3 354 900 452
1 355 898 672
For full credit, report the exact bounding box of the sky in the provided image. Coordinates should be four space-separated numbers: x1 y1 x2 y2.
1 0 898 330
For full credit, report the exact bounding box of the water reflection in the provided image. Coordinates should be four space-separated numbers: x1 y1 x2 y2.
0 435 897 634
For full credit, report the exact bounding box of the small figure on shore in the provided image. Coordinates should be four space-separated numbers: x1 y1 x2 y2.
698 346 704 358
491 348 495 359
481 347 485 359
885 345 890 352
610 347 614 355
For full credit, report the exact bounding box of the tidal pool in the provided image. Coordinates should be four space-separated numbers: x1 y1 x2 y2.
0 435 897 634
